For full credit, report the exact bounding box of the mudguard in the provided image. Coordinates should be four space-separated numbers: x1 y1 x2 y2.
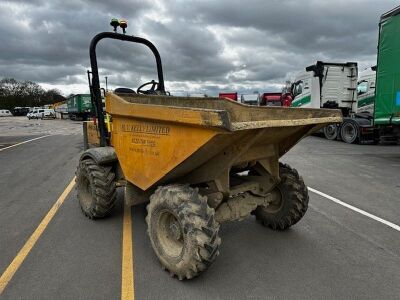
79 147 118 165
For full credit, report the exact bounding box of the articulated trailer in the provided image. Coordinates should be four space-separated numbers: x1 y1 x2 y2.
291 6 400 144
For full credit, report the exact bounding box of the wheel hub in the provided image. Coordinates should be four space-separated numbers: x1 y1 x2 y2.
169 221 182 241
264 188 283 213
157 211 184 258
79 175 92 210
326 125 335 135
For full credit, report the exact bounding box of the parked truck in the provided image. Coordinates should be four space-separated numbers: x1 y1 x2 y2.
259 92 293 107
289 61 365 142
219 92 260 105
239 93 259 105
357 66 376 115
219 92 238 101
370 6 400 143
67 94 93 120
290 6 400 144
12 107 30 116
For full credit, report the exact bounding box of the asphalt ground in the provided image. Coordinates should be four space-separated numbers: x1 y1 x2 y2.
0 118 399 299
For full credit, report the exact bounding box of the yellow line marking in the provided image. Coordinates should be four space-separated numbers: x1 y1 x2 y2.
121 204 134 300
0 177 76 295
0 135 52 152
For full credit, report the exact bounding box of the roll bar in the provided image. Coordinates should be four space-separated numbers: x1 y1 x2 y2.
89 31 166 146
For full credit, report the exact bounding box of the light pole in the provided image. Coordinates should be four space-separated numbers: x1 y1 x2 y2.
105 76 108 91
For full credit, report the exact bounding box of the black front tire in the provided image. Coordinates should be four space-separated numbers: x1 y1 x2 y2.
255 163 309 230
146 185 221 280
76 158 117 219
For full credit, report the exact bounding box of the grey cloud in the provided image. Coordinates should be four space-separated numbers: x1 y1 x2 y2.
0 0 398 95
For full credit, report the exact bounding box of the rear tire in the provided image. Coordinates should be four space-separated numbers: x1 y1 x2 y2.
255 163 309 230
323 124 338 140
75 158 117 219
340 121 359 144
146 185 221 280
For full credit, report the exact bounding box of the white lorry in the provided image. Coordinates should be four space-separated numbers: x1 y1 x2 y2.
291 61 358 113
357 66 376 115
239 93 259 105
290 61 376 143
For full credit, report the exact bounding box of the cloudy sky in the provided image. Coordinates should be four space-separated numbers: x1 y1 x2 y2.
0 0 398 96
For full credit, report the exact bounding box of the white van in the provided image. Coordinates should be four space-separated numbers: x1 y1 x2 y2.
27 108 56 119
0 109 12 117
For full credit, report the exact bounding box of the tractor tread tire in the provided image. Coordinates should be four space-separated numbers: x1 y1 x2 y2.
146 184 221 280
76 158 116 219
255 163 309 230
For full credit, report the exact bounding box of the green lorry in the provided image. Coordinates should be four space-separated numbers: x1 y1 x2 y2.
67 94 93 120
351 6 400 143
372 6 400 142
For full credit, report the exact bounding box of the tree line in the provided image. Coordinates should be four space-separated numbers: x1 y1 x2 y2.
0 78 65 110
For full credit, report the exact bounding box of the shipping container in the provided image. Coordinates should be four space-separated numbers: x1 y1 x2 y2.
67 94 92 120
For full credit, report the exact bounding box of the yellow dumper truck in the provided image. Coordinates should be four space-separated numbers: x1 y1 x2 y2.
77 20 342 280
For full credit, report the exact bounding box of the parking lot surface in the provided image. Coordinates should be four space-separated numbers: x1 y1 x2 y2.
0 117 399 299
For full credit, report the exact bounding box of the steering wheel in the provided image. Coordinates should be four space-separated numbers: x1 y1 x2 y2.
137 80 159 95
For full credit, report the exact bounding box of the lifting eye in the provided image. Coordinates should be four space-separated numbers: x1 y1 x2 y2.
110 18 120 32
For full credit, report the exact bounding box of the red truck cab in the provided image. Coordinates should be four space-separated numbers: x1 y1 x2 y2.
219 92 238 101
259 92 292 107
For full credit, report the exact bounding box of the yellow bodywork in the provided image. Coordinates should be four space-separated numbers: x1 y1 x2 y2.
111 117 217 190
86 92 342 191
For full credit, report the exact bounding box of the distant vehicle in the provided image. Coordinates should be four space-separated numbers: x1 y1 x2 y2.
42 109 56 119
188 93 208 97
0 109 12 117
219 92 261 105
12 107 30 116
259 92 293 107
239 94 259 105
27 108 56 119
54 102 69 119
357 67 376 115
289 61 362 142
290 61 358 113
26 110 38 119
67 94 93 120
219 92 238 101
29 107 40 112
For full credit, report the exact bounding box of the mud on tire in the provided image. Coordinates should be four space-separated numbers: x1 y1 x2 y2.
146 185 221 280
255 163 309 230
76 158 117 219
